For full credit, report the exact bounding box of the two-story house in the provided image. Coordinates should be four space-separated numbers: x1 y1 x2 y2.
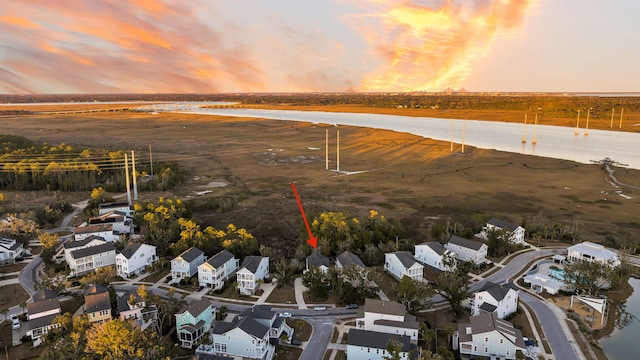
305 251 330 274
198 249 239 290
175 298 216 349
237 256 270 296
67 242 116 277
567 241 620 267
0 237 24 265
98 201 134 217
346 329 417 360
88 210 133 235
481 218 526 245
414 242 457 272
171 246 205 281
384 251 423 282
83 284 112 324
74 223 121 243
115 243 157 278
117 291 158 331
26 289 62 346
237 305 294 344
336 251 366 270
445 235 488 265
455 312 526 360
471 282 519 319
355 298 419 344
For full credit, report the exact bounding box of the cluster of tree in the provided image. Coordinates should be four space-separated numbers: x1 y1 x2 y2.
563 258 631 296
307 210 405 266
300 264 381 304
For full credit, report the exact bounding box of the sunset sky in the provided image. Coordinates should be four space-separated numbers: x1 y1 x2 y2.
1 0 638 94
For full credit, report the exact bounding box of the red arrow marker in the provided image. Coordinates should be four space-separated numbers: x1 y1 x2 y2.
291 182 317 249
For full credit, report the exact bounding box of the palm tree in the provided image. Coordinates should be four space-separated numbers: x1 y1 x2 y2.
0 308 8 321
20 301 27 316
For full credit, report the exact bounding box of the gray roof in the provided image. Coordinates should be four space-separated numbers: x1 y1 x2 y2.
457 312 526 348
488 218 519 231
177 246 204 263
119 243 142 260
212 321 236 334
205 250 235 269
75 223 113 234
98 202 132 210
307 251 330 268
479 302 498 313
347 329 413 353
568 241 618 262
179 320 206 335
70 242 115 259
336 251 366 268
238 306 276 320
180 298 212 318
85 283 109 295
241 256 265 273
84 291 111 313
364 298 406 317
448 235 486 251
373 318 420 330
29 313 60 331
476 281 515 302
27 298 61 316
419 242 446 255
238 316 269 338
389 251 419 268
63 236 106 250
32 289 58 302
116 292 143 312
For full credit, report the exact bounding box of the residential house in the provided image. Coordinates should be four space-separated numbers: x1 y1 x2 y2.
74 223 121 243
305 251 330 274
175 298 216 349
481 218 526 245
0 237 24 265
83 284 112 324
237 305 294 343
66 242 116 277
198 250 239 290
115 243 157 278
355 298 419 344
445 235 488 265
471 282 519 319
88 210 133 234
336 251 366 270
567 241 620 267
26 289 61 346
117 291 158 331
237 256 270 296
414 242 457 272
384 251 423 282
171 247 205 280
98 201 134 217
346 329 417 360
455 312 526 360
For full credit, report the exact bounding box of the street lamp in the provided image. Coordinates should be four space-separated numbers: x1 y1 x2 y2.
585 107 593 136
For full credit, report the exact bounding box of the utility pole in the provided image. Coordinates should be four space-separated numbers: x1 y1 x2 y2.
325 129 329 171
131 150 138 201
124 153 132 206
336 129 340 172
619 108 624 129
149 144 154 177
461 121 466 153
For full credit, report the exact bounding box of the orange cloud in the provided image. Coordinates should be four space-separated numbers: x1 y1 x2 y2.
350 0 539 91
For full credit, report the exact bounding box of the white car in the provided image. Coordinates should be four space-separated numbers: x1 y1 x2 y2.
279 312 292 318
313 306 326 311
12 318 20 330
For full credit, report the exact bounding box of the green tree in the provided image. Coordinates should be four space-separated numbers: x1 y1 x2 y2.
302 266 330 301
436 268 469 318
383 340 403 360
0 308 8 321
394 276 434 313
273 259 296 289
335 264 380 304
39 232 60 264
563 259 618 295
486 228 512 257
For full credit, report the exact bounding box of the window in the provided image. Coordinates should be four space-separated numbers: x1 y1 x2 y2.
500 339 504 344
485 337 488 342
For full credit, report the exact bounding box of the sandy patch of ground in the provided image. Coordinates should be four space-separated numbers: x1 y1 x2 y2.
552 296 607 331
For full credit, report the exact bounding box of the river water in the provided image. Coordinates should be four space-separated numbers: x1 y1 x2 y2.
599 278 640 360
180 107 640 170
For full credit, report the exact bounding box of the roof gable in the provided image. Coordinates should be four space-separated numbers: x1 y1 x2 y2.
241 256 265 273
176 247 204 263
390 251 419 268
488 218 519 231
70 242 116 259
336 251 366 268
347 329 412 352
364 298 406 317
448 235 486 251
204 249 235 269
307 251 330 268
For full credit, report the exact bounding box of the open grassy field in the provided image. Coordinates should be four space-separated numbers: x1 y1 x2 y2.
0 107 638 258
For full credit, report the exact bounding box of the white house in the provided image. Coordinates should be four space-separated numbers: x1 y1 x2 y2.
237 305 295 344
175 298 216 349
346 329 415 360
171 246 205 280
66 242 116 277
74 223 121 243
446 235 488 265
336 251 366 270
237 256 270 295
481 218 526 245
203 316 274 360
98 201 134 217
0 237 24 265
384 251 423 282
88 210 133 235
472 282 519 319
455 312 526 360
117 292 158 331
305 251 330 274
198 249 239 290
567 241 620 267
115 243 157 278
414 242 457 272
26 289 62 346
355 298 419 344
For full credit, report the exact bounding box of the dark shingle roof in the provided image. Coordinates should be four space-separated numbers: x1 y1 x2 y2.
488 218 519 231
70 242 116 259
204 250 235 269
336 251 366 268
32 289 58 302
458 313 526 348
85 283 109 295
364 298 406 317
238 306 275 320
63 236 106 250
212 321 236 334
420 242 446 255
477 281 515 302
119 243 142 259
307 251 330 268
177 247 204 263
347 329 412 351
181 299 213 318
29 313 60 331
448 235 485 251
98 202 131 210
27 298 61 316
389 251 419 268
241 256 265 273
479 302 498 313
237 316 269 338
116 292 143 312
84 291 111 313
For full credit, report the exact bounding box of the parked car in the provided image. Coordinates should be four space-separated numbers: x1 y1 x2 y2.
9 314 17 321
345 303 359 309
12 318 20 330
291 339 303 346
278 312 292 318
313 306 326 311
